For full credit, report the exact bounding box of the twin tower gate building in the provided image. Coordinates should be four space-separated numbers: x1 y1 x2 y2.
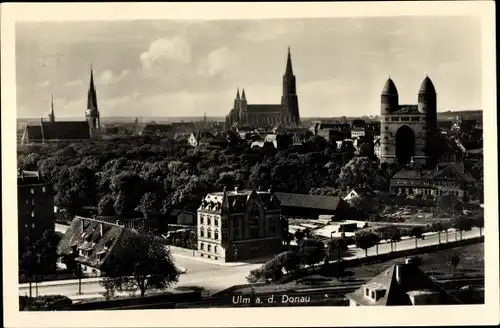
379 76 439 169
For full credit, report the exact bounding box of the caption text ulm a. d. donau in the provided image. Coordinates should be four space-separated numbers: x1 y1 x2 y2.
232 294 311 305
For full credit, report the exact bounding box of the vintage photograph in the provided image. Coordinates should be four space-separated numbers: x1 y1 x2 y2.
2 2 498 327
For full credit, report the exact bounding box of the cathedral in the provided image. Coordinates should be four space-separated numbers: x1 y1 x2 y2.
21 66 101 145
225 47 300 129
378 75 439 169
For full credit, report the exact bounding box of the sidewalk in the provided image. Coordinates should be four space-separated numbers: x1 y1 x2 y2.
172 252 268 267
19 277 102 288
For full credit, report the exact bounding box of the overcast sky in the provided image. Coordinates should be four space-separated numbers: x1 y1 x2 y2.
16 16 482 119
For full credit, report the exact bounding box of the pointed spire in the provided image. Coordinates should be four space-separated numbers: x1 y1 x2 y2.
49 94 55 122
241 88 246 100
236 88 240 100
285 46 293 75
87 64 98 112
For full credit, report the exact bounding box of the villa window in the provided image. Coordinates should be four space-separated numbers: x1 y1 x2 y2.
214 229 219 240
214 246 218 254
208 244 212 253
200 216 204 224
365 288 369 296
207 228 212 239
215 217 219 227
200 228 204 238
200 243 205 250
207 217 211 225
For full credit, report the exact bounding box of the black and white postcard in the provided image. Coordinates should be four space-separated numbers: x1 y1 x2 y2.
1 2 498 327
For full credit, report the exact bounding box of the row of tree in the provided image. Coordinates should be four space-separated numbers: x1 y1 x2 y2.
247 214 483 284
353 215 483 256
18 135 393 232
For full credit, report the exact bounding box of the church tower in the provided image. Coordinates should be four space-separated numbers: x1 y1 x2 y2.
281 47 300 126
85 65 101 139
48 94 55 123
239 88 248 125
379 77 399 165
418 75 438 168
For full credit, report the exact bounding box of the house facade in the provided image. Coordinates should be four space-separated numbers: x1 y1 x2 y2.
18 170 55 257
196 188 282 262
56 216 137 277
390 162 477 200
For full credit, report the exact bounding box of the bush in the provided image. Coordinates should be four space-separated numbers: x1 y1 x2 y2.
19 295 73 311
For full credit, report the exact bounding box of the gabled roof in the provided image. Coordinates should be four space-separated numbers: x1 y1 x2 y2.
274 193 343 211
141 123 173 134
348 186 376 199
423 163 476 184
22 121 91 142
23 125 43 142
41 121 91 140
198 189 280 213
171 122 195 133
346 262 460 306
57 216 136 271
391 169 429 180
246 104 283 113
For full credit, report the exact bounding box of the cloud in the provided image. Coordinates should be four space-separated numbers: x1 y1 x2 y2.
97 69 130 85
64 79 83 87
101 95 131 109
36 80 50 88
140 37 192 69
197 46 236 78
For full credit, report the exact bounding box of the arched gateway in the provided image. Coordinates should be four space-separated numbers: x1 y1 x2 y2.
395 125 415 165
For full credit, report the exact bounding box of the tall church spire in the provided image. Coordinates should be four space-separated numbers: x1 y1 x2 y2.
86 64 101 139
236 88 240 100
282 46 300 125
48 94 55 123
87 64 98 112
241 88 246 100
285 46 293 75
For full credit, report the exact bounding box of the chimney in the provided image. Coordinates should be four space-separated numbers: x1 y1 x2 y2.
395 264 402 284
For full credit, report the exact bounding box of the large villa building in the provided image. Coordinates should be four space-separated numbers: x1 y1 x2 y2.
196 188 283 262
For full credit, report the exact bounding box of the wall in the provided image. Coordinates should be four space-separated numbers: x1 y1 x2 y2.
226 237 282 262
168 245 196 257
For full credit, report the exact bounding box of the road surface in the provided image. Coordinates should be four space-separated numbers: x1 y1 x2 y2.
19 254 262 299
342 227 481 259
20 228 481 299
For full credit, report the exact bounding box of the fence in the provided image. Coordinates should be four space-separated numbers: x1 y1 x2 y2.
341 235 484 268
19 272 78 284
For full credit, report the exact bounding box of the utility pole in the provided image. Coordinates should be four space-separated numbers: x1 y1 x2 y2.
78 263 82 294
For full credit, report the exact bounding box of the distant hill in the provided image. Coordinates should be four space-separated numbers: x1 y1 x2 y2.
437 110 482 121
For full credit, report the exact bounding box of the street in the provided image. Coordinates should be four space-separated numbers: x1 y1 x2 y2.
342 227 481 259
18 254 262 299
19 227 482 300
